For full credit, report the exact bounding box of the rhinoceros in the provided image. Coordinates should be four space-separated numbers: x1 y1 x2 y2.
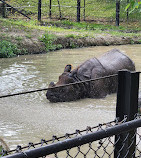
46 49 135 102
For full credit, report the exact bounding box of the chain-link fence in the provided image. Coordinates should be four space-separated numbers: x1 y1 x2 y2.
0 67 140 158
0 71 141 158
0 0 140 25
0 115 141 158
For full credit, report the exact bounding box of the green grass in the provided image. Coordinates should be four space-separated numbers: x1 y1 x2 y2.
0 15 140 56
8 0 141 23
39 32 62 51
0 17 140 38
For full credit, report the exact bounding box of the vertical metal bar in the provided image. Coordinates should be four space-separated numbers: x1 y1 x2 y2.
114 70 139 158
77 0 80 22
116 0 120 26
2 0 6 18
49 0 52 18
38 0 41 21
83 0 85 21
128 72 139 158
127 0 129 21
57 0 62 19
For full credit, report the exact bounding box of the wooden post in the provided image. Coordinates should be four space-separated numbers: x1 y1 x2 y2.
114 70 139 158
38 0 41 21
116 0 120 26
77 0 80 22
49 0 52 18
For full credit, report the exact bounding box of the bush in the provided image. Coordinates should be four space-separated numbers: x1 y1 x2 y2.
0 40 21 58
40 33 62 52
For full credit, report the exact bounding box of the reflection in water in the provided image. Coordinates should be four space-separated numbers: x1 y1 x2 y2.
0 45 141 149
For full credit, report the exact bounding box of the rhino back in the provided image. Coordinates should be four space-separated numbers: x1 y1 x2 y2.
76 58 104 81
98 49 135 74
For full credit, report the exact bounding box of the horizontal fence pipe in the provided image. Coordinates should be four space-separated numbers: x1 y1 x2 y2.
1 6 36 9
3 118 141 158
42 4 84 8
0 74 117 98
6 120 115 155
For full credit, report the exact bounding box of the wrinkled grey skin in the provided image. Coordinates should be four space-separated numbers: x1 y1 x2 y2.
46 49 135 102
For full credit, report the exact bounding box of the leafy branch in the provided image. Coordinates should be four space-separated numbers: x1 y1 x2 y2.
125 0 141 13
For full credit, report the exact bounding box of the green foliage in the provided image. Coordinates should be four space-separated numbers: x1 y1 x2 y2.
65 34 80 39
15 36 23 41
68 42 78 48
0 145 2 156
0 40 21 58
39 33 62 52
125 0 141 13
0 40 27 58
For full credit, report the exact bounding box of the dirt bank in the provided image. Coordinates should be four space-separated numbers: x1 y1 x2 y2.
16 35 141 54
0 21 141 54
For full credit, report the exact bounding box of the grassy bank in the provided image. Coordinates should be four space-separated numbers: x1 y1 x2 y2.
0 17 141 57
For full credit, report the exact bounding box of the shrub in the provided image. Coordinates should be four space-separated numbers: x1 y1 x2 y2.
0 40 21 58
40 33 62 52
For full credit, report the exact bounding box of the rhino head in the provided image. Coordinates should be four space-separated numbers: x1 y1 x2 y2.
46 65 84 102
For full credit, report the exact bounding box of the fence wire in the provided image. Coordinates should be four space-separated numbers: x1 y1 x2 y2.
0 0 140 25
1 114 141 158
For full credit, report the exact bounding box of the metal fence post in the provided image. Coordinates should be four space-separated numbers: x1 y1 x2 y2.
83 0 85 21
2 0 6 18
57 0 62 19
77 0 80 22
127 0 129 21
49 0 52 18
114 70 139 158
38 0 41 21
116 0 120 26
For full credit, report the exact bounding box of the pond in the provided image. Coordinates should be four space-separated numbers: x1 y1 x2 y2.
0 45 141 149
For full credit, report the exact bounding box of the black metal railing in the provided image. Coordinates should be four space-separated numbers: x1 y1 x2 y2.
0 70 141 158
0 115 141 158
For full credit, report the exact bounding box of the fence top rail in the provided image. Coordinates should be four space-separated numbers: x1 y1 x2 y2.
1 114 140 156
1 119 116 155
1 115 141 158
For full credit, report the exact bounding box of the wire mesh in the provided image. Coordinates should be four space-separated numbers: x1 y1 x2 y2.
0 115 141 158
0 0 140 25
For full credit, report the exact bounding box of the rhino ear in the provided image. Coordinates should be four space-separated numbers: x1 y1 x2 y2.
49 82 55 88
64 64 72 72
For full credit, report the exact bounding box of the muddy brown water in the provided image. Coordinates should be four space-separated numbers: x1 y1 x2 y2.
0 45 141 150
